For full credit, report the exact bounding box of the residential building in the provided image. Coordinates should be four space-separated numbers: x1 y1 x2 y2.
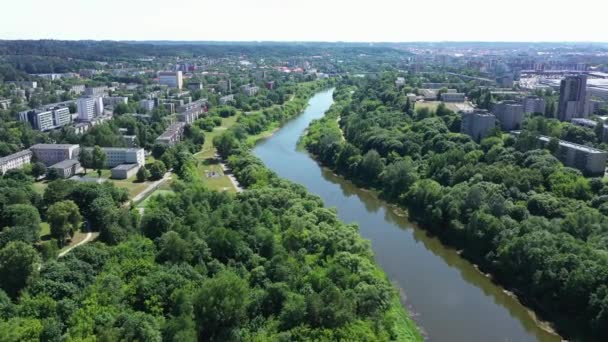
460 110 496 141
219 94 235 105
158 71 183 89
139 99 156 112
103 96 128 107
82 147 145 168
70 85 86 95
440 92 465 103
538 136 607 176
111 164 140 180
218 79 232 93
558 75 588 121
177 99 206 124
7 81 37 89
30 144 80 166
0 99 12 110
0 150 33 174
266 81 275 90
49 159 80 179
496 75 514 88
188 82 203 91
492 100 524 131
19 106 72 131
420 89 437 101
571 118 598 129
84 86 108 96
156 122 186 146
240 84 259 96
395 77 406 87
406 93 417 102
522 96 546 115
77 96 104 121
122 135 138 147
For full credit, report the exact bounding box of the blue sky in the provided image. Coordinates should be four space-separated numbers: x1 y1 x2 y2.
2 0 607 42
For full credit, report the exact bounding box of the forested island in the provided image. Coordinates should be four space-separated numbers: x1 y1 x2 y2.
303 75 608 341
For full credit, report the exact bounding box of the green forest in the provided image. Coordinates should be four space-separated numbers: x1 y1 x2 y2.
0 79 422 341
303 75 608 341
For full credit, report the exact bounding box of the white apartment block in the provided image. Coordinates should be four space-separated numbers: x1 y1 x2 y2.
30 144 80 166
0 150 33 174
158 71 183 89
103 96 128 107
83 147 145 167
77 96 104 121
139 99 156 112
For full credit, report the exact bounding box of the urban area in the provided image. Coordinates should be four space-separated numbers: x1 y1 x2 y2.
0 39 607 341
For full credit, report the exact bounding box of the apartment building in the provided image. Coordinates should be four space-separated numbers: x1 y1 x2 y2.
158 71 183 89
156 122 186 146
538 136 607 176
30 144 80 166
0 150 33 174
460 110 496 141
492 100 524 131
19 106 72 131
77 96 104 121
83 147 145 167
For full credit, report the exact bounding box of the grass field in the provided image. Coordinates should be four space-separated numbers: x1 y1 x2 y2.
136 189 175 208
414 101 440 112
194 115 239 192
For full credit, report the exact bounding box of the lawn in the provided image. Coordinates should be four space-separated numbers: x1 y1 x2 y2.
197 159 236 193
194 115 239 192
40 222 51 239
136 189 175 208
414 101 440 112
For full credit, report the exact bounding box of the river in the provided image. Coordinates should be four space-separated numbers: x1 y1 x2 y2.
253 89 562 342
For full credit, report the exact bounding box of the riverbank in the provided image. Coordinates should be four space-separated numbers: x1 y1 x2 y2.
300 85 568 341
216 87 423 341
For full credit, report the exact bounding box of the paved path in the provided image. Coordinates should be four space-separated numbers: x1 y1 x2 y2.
220 162 243 192
58 231 93 258
131 172 172 203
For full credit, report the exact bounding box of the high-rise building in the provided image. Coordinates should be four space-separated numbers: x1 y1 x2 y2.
460 110 496 141
77 96 104 121
522 96 546 115
158 71 183 89
558 75 588 121
492 100 524 131
19 106 72 131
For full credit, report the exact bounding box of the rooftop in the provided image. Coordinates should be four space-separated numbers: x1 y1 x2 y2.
50 159 79 169
112 163 139 171
538 135 607 154
0 150 33 164
30 144 79 150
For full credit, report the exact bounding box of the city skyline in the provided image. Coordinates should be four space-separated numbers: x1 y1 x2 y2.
2 0 608 42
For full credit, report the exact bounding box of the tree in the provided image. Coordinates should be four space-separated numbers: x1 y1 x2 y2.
136 166 150 182
47 200 82 247
0 204 41 245
79 148 93 175
358 149 384 184
113 103 129 115
193 271 249 340
91 146 107 177
148 161 167 181
31 162 46 179
0 241 40 298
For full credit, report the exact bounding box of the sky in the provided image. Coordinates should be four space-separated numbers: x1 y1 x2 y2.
2 0 607 42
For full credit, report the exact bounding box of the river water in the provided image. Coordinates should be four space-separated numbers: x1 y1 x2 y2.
253 89 561 342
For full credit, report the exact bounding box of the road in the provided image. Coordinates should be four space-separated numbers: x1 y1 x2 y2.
220 162 243 192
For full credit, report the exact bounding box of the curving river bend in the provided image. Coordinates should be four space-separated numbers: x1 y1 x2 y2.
253 89 562 342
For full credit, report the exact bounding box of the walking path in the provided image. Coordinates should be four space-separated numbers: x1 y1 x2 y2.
58 231 93 257
131 172 172 203
219 161 243 192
